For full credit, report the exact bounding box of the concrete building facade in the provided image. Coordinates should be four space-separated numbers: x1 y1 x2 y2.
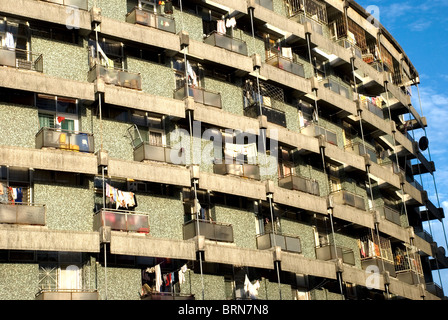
0 0 446 300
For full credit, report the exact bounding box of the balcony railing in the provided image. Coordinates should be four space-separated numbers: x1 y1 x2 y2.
360 98 384 119
359 233 396 276
336 38 362 59
278 174 320 196
204 31 248 56
255 0 273 10
321 76 352 100
35 127 94 153
285 0 328 25
213 162 260 180
126 7 176 34
134 142 186 165
35 289 99 300
0 202 46 226
345 142 378 163
244 104 286 127
415 227 434 244
394 249 424 285
0 48 43 72
183 219 234 243
39 0 88 10
93 208 149 234
300 123 338 145
315 244 355 265
331 190 366 211
174 86 222 109
265 55 305 77
141 292 195 300
88 63 142 90
256 232 302 254
379 205 401 226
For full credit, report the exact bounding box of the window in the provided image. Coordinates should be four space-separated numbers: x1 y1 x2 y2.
130 111 165 147
278 146 294 178
38 252 83 291
88 38 124 70
36 94 79 131
329 177 341 193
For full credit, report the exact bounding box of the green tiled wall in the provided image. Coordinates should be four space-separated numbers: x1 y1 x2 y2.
214 204 257 249
31 37 88 82
0 103 38 148
0 263 38 300
33 180 95 232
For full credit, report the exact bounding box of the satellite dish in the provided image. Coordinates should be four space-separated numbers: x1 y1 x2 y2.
419 136 429 151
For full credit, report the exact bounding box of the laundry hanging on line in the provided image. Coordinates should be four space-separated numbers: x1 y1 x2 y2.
105 183 137 209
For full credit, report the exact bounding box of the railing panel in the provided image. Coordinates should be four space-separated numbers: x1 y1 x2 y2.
94 209 149 233
35 127 94 153
183 219 234 243
256 232 301 253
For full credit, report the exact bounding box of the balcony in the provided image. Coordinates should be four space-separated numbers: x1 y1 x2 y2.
256 232 301 254
87 63 142 90
265 55 305 77
35 289 99 300
35 127 94 153
213 162 260 180
93 208 149 234
203 31 248 56
0 202 46 226
134 142 186 165
244 104 286 127
379 205 401 226
0 48 43 72
174 86 222 109
331 190 366 211
278 174 320 196
321 76 352 100
345 142 378 163
183 219 234 243
141 292 195 300
336 38 362 59
126 7 176 34
315 244 355 265
39 0 88 10
414 227 434 244
360 98 384 119
394 249 424 285
359 233 396 276
300 123 337 145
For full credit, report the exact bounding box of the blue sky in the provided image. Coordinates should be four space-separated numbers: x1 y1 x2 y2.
356 0 448 295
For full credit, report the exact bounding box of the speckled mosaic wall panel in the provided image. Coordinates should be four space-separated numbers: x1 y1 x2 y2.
0 263 39 300
33 180 95 232
214 204 257 249
173 9 204 42
0 103 38 148
203 77 244 116
91 116 135 161
180 270 227 300
93 0 128 21
258 278 294 300
272 0 287 16
280 218 316 259
236 29 266 61
271 99 300 133
294 154 330 197
30 37 88 82
127 57 175 98
96 265 141 300
135 192 184 239
310 288 344 300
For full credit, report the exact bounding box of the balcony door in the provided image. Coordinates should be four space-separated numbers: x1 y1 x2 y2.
59 265 81 291
36 94 79 132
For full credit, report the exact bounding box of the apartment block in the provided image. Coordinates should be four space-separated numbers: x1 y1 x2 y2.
0 0 446 300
